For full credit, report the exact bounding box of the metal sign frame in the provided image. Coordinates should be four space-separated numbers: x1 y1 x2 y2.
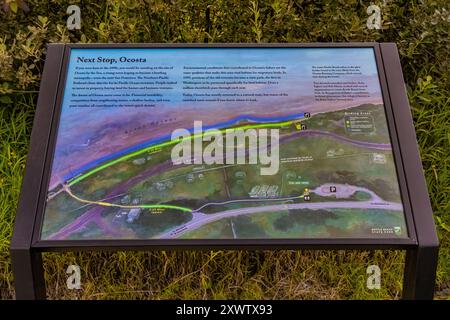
10 43 439 300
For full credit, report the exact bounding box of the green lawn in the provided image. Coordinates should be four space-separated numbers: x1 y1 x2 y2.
0 0 448 299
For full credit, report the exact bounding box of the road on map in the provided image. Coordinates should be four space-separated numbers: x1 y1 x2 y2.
157 199 403 239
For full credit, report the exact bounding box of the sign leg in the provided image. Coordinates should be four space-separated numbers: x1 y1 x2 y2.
11 249 46 300
402 246 439 300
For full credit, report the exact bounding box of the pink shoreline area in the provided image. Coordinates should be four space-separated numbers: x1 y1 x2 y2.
48 97 382 190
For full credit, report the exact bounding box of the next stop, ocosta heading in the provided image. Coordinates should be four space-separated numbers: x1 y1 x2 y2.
76 56 147 64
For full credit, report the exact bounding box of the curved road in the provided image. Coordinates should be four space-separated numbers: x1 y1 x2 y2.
157 199 403 239
283 129 391 150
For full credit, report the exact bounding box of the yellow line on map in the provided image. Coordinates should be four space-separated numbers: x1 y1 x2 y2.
64 185 192 212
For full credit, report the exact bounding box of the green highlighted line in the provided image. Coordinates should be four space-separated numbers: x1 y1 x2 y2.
67 119 298 186
140 204 192 212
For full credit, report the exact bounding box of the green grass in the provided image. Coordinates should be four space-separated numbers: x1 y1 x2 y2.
0 98 34 298
0 0 449 299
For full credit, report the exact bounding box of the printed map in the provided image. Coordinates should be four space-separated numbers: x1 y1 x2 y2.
41 48 407 240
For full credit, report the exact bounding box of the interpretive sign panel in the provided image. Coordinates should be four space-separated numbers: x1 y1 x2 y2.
10 43 438 299
42 47 408 241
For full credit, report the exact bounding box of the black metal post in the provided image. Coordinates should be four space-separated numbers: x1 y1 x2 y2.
402 246 439 299
9 44 65 301
10 248 46 300
380 43 440 300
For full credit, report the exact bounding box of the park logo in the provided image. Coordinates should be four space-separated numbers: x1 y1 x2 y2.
170 121 280 175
